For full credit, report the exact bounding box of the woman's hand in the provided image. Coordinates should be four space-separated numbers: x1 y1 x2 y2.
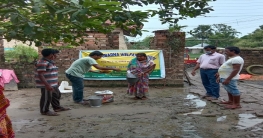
222 79 231 85
215 72 219 78
138 72 144 77
216 78 220 83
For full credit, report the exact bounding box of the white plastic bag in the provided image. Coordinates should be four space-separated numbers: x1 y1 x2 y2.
126 70 137 78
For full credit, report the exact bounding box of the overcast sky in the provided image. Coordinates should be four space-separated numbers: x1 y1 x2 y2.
127 0 263 41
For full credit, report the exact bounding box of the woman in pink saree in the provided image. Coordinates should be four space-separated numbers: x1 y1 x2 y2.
0 85 15 138
127 53 156 100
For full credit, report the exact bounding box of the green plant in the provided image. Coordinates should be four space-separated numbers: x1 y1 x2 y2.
4 45 38 63
129 36 153 49
0 0 215 46
168 24 187 32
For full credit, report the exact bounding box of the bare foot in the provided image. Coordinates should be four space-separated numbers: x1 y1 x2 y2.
219 100 232 105
224 104 242 109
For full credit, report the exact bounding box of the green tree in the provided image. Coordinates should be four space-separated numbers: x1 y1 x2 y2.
235 25 263 48
168 24 187 32
130 36 153 49
209 24 240 47
190 24 240 47
190 25 213 47
0 0 215 46
185 37 201 47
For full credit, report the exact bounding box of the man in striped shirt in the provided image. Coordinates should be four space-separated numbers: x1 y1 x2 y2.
35 49 70 116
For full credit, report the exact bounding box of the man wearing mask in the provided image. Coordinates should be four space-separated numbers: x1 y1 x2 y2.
191 45 225 100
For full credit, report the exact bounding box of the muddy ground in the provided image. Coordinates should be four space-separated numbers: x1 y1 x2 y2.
4 70 263 138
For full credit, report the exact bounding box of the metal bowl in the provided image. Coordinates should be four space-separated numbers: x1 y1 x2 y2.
126 78 139 85
88 95 103 107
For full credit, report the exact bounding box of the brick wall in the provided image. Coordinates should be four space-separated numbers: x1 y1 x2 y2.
0 30 186 87
0 63 35 88
0 36 4 62
149 30 185 86
2 33 263 88
239 49 263 73
60 30 185 87
39 31 121 87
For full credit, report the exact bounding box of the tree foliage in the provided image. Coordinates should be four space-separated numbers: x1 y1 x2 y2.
209 24 240 47
168 24 187 32
0 0 215 46
190 24 239 47
235 25 263 48
129 36 153 49
190 25 213 40
185 37 201 47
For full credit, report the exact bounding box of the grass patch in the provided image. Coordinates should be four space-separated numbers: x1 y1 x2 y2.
59 130 66 132
189 53 202 59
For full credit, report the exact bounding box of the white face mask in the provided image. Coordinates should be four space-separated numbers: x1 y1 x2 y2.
205 51 212 55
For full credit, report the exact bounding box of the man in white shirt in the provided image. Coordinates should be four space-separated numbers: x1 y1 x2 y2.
217 46 244 109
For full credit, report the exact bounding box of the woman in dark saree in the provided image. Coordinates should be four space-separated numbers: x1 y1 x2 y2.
127 53 156 100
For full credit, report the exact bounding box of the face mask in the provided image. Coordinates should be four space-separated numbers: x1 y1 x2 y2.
206 51 212 55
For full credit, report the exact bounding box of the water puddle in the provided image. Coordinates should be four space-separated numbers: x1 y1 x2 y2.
182 122 202 138
251 127 263 132
183 109 203 115
217 116 227 122
185 94 198 100
185 94 206 108
236 114 263 129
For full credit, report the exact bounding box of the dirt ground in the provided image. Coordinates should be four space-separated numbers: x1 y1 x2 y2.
4 70 263 138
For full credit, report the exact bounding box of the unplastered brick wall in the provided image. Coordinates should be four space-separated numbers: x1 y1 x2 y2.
0 63 36 88
38 31 121 85
0 36 4 62
149 30 185 86
239 49 263 73
0 31 120 88
0 30 186 87
72 30 185 87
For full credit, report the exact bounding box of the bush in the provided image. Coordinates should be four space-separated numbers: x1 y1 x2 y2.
5 45 38 63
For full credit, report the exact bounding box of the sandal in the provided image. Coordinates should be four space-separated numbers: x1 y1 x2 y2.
41 111 59 116
206 97 218 101
133 97 141 100
201 95 211 99
54 107 71 112
75 101 89 105
141 96 147 100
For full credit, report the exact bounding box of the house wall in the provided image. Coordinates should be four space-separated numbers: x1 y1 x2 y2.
3 39 38 50
239 49 263 73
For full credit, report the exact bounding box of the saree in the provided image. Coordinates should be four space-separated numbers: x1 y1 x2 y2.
127 57 154 98
0 86 15 138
